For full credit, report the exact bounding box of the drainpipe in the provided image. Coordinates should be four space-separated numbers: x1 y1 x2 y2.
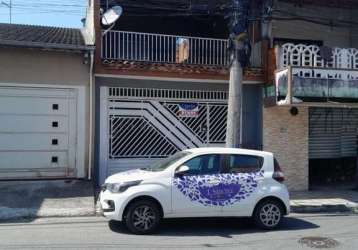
88 50 94 180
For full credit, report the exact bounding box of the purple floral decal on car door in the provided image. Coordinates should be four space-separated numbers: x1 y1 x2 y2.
173 171 264 206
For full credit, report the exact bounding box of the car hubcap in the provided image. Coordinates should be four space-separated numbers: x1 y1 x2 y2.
132 205 156 231
259 203 281 227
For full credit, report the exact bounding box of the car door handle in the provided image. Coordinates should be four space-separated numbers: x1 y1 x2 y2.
207 179 220 185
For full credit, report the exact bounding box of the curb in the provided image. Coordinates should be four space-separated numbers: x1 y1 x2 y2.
291 204 358 214
0 207 96 221
2 204 358 220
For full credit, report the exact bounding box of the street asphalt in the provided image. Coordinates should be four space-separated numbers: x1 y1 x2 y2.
0 213 357 249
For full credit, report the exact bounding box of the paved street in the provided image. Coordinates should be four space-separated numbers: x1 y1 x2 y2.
0 214 357 250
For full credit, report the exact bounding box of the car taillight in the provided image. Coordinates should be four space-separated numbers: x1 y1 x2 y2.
273 158 285 183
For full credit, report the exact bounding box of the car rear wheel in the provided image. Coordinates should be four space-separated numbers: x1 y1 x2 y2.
253 199 283 230
124 200 161 234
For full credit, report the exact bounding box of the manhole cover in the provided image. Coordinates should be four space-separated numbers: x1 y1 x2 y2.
299 237 339 249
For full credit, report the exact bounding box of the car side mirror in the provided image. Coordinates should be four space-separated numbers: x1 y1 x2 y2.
175 165 189 177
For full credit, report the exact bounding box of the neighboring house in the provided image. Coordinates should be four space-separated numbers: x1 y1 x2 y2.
262 0 358 190
94 0 265 184
0 23 94 179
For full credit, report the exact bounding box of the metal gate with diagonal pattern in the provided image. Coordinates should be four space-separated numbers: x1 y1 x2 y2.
99 87 228 183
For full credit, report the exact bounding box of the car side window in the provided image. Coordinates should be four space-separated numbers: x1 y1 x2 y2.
225 154 263 174
182 154 221 176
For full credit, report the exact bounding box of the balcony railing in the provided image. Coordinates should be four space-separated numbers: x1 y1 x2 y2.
265 43 358 105
101 30 228 66
273 66 358 104
277 43 358 81
279 43 358 70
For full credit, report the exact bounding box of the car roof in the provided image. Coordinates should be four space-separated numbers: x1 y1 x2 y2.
183 147 273 157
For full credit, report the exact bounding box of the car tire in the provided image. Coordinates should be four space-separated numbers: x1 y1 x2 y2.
124 199 161 235
253 199 284 230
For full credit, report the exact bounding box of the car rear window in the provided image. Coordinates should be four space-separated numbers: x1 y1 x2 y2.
225 154 263 174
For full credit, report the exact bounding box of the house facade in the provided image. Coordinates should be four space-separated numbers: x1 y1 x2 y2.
93 0 358 191
94 0 265 184
263 0 358 190
0 23 94 179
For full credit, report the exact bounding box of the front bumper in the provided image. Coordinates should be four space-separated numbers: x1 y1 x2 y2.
99 190 128 221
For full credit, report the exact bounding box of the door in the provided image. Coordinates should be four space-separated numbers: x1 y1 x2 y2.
0 87 77 179
99 87 228 184
309 107 358 184
221 154 265 216
172 154 223 216
309 107 358 159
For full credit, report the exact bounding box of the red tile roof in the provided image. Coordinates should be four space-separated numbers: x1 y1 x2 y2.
0 23 91 51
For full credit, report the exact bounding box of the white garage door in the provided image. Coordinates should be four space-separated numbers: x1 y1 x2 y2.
0 87 78 179
309 107 358 159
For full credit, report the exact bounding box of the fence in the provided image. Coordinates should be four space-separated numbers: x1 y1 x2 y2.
102 30 228 66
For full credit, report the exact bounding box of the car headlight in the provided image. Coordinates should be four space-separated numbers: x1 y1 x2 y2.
105 180 142 193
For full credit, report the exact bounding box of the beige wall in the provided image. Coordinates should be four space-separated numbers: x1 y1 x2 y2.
272 1 358 48
0 47 90 85
263 106 309 191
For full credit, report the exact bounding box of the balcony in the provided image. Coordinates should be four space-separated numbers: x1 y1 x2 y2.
269 43 358 105
101 30 228 67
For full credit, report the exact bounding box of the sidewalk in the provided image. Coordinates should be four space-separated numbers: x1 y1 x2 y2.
0 180 96 221
1 180 357 221
290 188 358 213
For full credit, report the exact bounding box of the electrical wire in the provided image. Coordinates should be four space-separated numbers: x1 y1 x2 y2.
2 0 357 26
271 8 358 28
101 0 228 17
0 0 86 16
101 0 358 29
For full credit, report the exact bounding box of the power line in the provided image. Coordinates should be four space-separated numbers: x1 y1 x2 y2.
272 8 358 27
101 0 228 17
1 0 12 23
0 0 87 24
0 0 86 18
13 2 86 8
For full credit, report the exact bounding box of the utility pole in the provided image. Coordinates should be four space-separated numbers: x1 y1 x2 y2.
355 133 358 190
226 0 251 148
1 0 12 23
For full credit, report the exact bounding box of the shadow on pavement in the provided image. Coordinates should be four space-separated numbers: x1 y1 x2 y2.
109 216 319 237
0 180 95 222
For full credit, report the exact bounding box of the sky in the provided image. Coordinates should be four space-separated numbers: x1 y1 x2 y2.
0 0 87 28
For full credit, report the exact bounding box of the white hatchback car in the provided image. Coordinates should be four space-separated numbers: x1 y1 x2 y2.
100 148 290 234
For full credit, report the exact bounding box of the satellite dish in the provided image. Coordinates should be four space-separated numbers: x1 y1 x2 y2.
102 6 123 26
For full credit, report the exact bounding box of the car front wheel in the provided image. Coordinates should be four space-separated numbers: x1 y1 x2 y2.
124 199 161 234
253 199 284 230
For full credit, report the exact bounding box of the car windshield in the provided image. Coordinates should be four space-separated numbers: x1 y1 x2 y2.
145 151 192 172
